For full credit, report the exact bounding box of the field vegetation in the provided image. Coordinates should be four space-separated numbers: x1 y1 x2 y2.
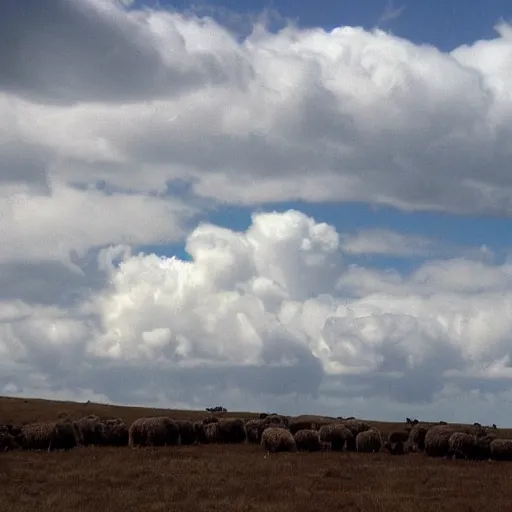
1 396 512 512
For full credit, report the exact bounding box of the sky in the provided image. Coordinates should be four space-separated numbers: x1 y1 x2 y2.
2 0 512 424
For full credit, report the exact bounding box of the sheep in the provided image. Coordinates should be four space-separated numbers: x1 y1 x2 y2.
294 429 321 452
203 421 221 443
407 423 429 452
490 439 512 461
261 427 297 453
343 420 372 436
245 419 262 444
128 417 180 447
0 429 16 452
424 425 455 457
76 415 106 446
474 435 495 460
449 432 476 460
102 419 129 446
20 422 81 451
343 420 371 451
356 428 382 453
289 416 331 435
175 420 197 445
193 421 209 444
217 418 246 444
319 424 353 452
258 414 289 438
388 431 410 443
384 440 405 455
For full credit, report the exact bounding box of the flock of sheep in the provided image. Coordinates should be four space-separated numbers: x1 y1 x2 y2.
2 412 512 461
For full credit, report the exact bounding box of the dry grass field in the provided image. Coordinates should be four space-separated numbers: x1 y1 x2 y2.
1 396 511 512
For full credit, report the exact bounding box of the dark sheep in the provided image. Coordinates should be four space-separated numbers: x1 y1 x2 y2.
128 417 180 447
175 420 197 445
474 435 495 460
490 439 512 461
343 420 371 451
449 432 476 460
261 427 296 453
319 424 353 451
0 431 16 452
384 440 405 455
193 421 209 444
342 420 372 436
102 419 129 446
388 431 410 443
294 429 321 452
407 423 429 452
258 415 289 437
76 415 106 446
217 418 246 444
20 422 81 451
356 428 382 453
424 425 455 457
203 416 219 425
289 416 331 435
245 419 262 444
259 413 268 419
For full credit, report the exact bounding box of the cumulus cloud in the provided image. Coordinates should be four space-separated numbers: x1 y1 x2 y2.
1 0 512 213
4 0 512 421
1 209 512 421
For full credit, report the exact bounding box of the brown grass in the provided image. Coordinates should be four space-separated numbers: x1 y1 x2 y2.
1 396 511 511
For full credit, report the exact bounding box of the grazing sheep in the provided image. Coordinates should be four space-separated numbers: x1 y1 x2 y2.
490 439 512 461
289 416 331 435
356 428 382 453
259 413 268 419
102 419 129 446
217 418 246 444
0 429 16 452
261 427 297 453
438 421 448 425
203 416 219 425
319 424 353 452
343 420 372 436
245 419 262 444
424 426 455 457
294 429 321 452
449 432 476 460
474 435 495 460
76 415 106 446
204 421 221 443
175 420 197 445
343 420 371 451
384 440 405 455
258 414 289 438
407 423 429 452
20 422 81 451
193 421 209 444
128 417 180 447
389 431 410 443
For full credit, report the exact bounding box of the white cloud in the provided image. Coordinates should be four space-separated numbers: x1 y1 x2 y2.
0 210 511 420
1 1 512 213
2 0 512 421
340 229 442 257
